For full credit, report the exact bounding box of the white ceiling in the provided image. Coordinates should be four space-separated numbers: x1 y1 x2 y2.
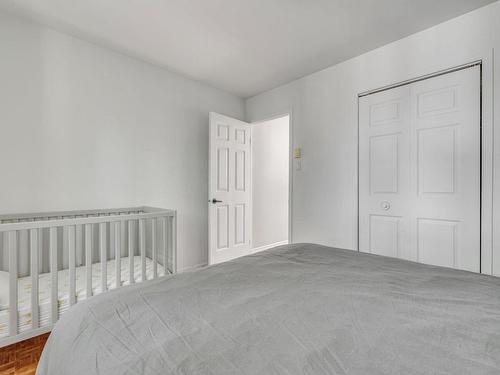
0 0 496 98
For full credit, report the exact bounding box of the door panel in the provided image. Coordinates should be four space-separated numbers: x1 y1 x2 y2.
359 66 480 272
235 151 246 191
369 215 401 258
234 204 246 245
216 205 229 250
417 218 458 268
359 85 411 262
209 112 251 265
217 148 229 191
417 126 456 194
410 67 480 271
369 134 399 194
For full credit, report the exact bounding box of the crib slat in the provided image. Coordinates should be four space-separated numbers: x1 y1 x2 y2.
85 224 92 298
99 222 107 293
152 218 157 279
128 220 134 284
49 227 58 324
121 220 126 281
114 221 121 288
162 217 167 276
76 224 83 267
7 231 18 336
172 212 177 274
68 225 76 306
30 229 39 329
37 228 43 274
63 226 68 271
139 219 146 281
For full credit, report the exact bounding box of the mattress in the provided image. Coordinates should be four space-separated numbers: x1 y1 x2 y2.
0 256 164 338
38 244 500 375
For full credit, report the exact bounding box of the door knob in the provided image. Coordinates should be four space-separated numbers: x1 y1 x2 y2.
381 201 391 211
211 199 223 204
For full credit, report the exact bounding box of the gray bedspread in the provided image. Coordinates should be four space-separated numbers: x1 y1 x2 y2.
37 244 500 375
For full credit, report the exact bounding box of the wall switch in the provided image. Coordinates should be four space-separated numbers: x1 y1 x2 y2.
295 160 302 171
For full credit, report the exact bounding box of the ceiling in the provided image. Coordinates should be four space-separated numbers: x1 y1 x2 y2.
0 0 496 98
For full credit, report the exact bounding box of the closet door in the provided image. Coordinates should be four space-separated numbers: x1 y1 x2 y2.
359 86 411 261
359 66 480 272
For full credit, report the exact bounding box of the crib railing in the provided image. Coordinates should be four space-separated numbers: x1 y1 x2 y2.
0 206 176 347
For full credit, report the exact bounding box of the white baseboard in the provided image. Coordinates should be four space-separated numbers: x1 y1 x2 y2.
179 241 289 272
250 240 289 255
178 262 208 273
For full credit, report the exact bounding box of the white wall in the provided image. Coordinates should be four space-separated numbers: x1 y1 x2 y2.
0 11 245 272
245 1 500 275
251 116 289 249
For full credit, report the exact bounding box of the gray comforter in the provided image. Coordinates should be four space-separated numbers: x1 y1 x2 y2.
37 244 500 375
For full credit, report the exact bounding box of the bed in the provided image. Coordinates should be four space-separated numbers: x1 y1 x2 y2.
37 243 500 375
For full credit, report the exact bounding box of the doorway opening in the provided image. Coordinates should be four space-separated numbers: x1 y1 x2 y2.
208 112 290 265
251 114 290 253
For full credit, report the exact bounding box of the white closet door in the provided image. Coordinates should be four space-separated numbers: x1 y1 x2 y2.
359 85 411 260
359 66 480 272
208 112 252 265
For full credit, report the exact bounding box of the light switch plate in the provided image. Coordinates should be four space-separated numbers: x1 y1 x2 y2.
295 160 302 171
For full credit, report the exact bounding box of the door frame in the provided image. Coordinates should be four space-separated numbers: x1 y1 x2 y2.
250 110 294 246
357 59 494 275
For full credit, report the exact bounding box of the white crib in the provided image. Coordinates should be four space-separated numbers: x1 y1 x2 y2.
0 206 177 347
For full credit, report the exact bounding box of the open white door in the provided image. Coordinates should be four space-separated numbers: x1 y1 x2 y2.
209 112 252 265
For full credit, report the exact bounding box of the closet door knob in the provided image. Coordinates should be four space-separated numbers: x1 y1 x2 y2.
381 201 391 211
211 199 223 204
